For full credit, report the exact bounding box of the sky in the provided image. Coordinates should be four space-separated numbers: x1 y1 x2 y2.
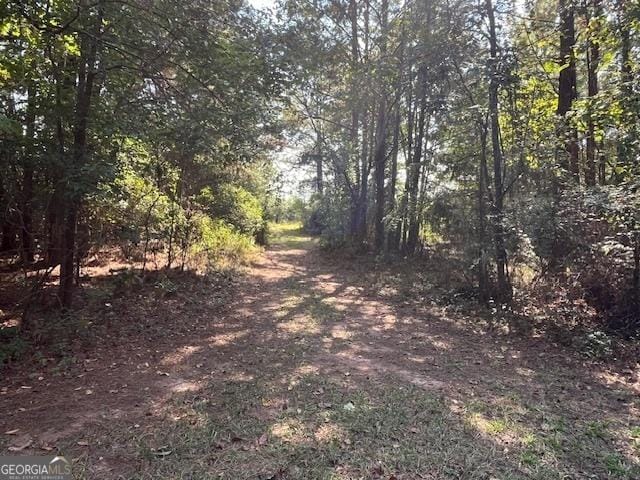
244 0 310 198
246 0 530 199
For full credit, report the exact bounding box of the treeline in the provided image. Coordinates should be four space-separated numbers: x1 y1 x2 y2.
287 0 639 330
0 0 285 308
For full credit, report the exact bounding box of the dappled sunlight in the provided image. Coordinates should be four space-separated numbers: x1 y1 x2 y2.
159 345 202 366
270 418 307 444
206 329 249 346
370 313 398 331
593 369 640 394
322 295 358 312
293 364 321 377
278 314 321 335
330 325 353 340
313 422 347 444
225 371 255 382
405 354 427 363
274 295 304 318
515 366 536 377
3 226 639 479
169 380 201 393
321 335 335 349
378 285 399 297
466 411 510 437
424 334 452 351
321 348 447 391
313 282 342 294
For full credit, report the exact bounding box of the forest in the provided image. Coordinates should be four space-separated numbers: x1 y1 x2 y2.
1 0 639 478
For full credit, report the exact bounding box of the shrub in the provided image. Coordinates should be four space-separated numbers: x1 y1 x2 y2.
191 215 258 270
0 326 28 366
303 192 351 248
199 185 264 236
518 184 640 335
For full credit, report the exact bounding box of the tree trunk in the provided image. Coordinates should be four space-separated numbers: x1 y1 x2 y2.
585 0 601 186
406 66 428 254
477 121 490 303
486 0 512 303
21 83 36 263
352 108 371 243
1 177 18 255
315 129 323 194
386 84 401 252
616 0 632 176
557 0 579 182
59 0 104 309
46 56 67 266
397 64 415 250
373 0 389 251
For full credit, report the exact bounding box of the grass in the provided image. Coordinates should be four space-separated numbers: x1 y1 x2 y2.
268 222 316 249
3 226 639 479
87 370 639 479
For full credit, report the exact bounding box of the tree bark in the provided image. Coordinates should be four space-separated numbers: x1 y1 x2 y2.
21 83 36 263
616 0 632 176
397 63 415 250
315 129 323 194
585 0 601 186
557 0 579 182
46 44 68 266
386 82 401 252
373 0 389 251
406 66 428 254
59 0 104 309
477 121 490 303
486 0 512 303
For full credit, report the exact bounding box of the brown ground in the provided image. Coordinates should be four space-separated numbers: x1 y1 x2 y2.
1 225 639 479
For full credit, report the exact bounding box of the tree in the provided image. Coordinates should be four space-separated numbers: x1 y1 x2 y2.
557 0 579 181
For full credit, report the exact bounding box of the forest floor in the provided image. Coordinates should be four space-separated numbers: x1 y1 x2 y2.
1 224 639 479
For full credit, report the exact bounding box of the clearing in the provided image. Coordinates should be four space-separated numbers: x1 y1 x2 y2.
1 225 639 479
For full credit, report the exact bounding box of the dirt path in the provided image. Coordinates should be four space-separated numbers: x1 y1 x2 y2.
1 226 639 479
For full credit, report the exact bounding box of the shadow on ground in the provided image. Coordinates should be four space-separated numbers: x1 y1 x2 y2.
1 226 639 479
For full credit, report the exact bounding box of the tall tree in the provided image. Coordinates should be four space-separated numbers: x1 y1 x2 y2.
557 0 579 181
373 0 390 250
486 0 511 302
584 0 602 186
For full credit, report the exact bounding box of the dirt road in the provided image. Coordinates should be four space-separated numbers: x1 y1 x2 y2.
1 226 638 479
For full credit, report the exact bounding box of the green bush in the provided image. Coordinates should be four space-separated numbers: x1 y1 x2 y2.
199 185 264 236
0 326 28 366
303 192 350 248
191 215 258 269
89 165 173 258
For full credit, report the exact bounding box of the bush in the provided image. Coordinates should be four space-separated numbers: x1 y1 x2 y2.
303 192 351 248
88 167 173 259
88 166 262 271
191 215 258 270
0 326 28 366
199 185 264 236
517 185 640 335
